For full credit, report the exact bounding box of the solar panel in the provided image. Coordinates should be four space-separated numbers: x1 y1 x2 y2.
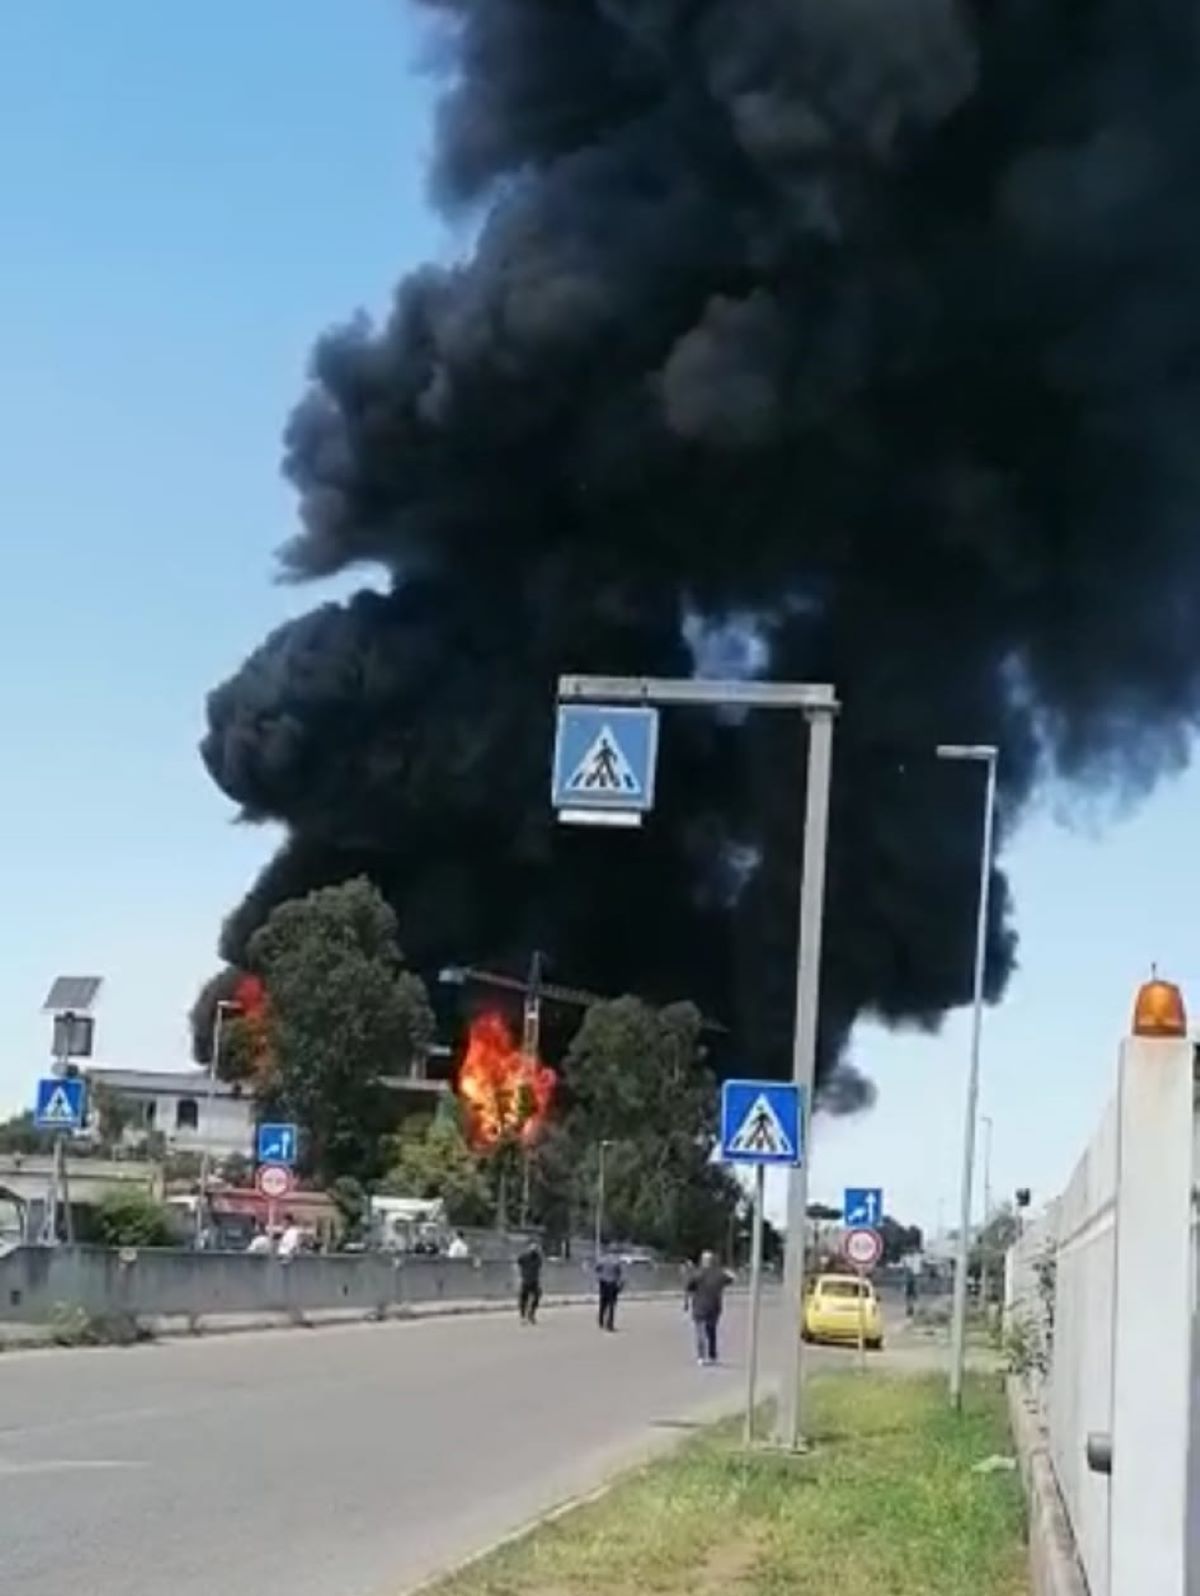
42 975 103 1014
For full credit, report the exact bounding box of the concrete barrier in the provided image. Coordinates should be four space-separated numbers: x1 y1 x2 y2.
0 1245 683 1330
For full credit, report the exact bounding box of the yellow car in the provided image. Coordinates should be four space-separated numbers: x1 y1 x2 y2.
803 1273 884 1349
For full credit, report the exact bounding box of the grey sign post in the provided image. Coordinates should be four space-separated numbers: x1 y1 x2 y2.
556 674 837 1451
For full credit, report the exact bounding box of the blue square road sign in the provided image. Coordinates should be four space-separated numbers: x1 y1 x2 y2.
720 1080 803 1167
257 1123 298 1166
844 1186 884 1227
34 1075 86 1131
551 704 659 815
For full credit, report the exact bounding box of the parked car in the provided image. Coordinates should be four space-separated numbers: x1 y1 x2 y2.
803 1273 884 1349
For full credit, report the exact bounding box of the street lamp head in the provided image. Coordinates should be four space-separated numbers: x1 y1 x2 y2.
936 743 998 763
215 998 242 1015
438 966 467 987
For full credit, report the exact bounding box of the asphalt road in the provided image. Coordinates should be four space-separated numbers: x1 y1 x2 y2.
0 1294 790 1596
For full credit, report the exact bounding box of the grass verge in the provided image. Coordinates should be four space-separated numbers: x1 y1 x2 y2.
436 1374 1028 1596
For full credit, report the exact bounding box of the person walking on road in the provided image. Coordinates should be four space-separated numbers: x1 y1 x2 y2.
516 1240 544 1325
685 1250 733 1366
595 1247 624 1332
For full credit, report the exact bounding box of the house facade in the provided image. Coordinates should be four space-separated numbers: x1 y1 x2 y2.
85 1067 255 1160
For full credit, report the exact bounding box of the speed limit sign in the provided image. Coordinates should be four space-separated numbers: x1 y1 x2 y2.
255 1163 293 1200
843 1226 883 1271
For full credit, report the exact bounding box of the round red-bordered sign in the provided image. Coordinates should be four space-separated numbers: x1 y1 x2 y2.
843 1226 883 1271
256 1163 294 1200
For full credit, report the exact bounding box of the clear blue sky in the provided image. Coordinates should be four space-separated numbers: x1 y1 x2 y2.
2 3 1197 1234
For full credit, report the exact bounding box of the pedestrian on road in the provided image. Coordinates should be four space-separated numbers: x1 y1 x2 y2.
905 1268 918 1319
685 1250 733 1366
516 1240 544 1324
595 1247 624 1332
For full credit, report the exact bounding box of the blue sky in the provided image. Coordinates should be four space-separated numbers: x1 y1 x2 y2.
1 3 1196 1233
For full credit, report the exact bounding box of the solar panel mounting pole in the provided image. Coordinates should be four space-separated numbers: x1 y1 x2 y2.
557 675 837 1451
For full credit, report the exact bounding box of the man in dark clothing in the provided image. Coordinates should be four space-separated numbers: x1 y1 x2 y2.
595 1248 624 1332
685 1250 733 1365
516 1241 543 1324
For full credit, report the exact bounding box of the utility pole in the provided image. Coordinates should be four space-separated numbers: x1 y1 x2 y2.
197 999 239 1247
518 952 545 1229
594 1138 613 1257
979 1113 994 1311
936 743 999 1410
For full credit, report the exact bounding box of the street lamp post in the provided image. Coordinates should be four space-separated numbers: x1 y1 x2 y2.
936 743 999 1410
594 1139 613 1257
979 1113 994 1311
196 999 239 1247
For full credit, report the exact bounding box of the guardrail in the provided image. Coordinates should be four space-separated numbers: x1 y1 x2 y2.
0 1245 685 1327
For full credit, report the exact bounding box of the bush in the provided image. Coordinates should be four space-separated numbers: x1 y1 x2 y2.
94 1189 175 1248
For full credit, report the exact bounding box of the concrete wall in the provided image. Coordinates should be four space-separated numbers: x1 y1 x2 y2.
1006 1037 1198 1596
0 1246 682 1326
1049 1091 1118 1593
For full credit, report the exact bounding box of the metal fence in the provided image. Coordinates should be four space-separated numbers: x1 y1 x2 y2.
0 1245 684 1327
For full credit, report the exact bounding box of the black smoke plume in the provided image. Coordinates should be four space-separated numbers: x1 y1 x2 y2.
202 0 1200 1105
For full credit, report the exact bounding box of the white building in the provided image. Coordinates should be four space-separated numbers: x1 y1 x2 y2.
85 1067 255 1161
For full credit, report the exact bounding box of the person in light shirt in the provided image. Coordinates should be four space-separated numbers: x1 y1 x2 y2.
277 1216 304 1258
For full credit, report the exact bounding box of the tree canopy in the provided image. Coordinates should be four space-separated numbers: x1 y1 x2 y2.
246 876 435 1182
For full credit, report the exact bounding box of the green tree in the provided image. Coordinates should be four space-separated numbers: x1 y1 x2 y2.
93 1189 175 1248
879 1215 924 1264
0 1111 53 1155
382 1108 492 1227
539 997 741 1259
91 1082 136 1151
328 1175 369 1242
971 1203 1019 1286
248 877 436 1182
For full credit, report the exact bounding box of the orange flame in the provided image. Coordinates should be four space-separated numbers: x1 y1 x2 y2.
456 1011 556 1151
234 973 274 1082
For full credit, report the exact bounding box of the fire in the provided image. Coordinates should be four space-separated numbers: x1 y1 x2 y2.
456 1010 556 1150
234 973 274 1081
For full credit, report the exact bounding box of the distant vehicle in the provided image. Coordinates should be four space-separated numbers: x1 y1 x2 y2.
618 1247 658 1268
803 1273 884 1350
369 1195 449 1254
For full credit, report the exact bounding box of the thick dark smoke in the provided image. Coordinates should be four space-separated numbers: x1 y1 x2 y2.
202 0 1200 1106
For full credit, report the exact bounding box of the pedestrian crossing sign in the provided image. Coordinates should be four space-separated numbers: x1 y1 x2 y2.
720 1079 803 1167
34 1075 86 1130
551 704 659 823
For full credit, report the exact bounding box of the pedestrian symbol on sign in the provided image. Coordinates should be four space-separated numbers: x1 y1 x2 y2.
565 726 641 796
729 1092 795 1159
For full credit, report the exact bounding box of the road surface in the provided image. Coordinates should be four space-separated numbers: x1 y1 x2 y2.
0 1295 791 1596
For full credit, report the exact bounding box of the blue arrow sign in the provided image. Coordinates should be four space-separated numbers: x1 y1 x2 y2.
844 1186 884 1227
34 1076 86 1131
551 704 659 816
720 1080 803 1167
256 1123 298 1166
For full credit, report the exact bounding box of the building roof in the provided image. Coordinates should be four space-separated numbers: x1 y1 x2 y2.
86 1066 245 1099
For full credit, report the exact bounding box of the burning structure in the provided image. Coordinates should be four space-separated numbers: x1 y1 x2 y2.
202 1 1200 1106
456 1012 557 1151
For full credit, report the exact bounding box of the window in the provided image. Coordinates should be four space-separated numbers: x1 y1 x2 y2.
175 1098 199 1131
